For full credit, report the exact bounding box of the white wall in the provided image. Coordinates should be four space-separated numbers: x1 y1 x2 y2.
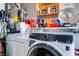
22 3 36 19
77 4 79 22
59 3 76 10
59 3 78 23
0 3 5 10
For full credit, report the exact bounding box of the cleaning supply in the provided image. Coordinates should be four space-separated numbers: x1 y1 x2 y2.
51 19 58 28
24 19 29 25
8 18 15 29
48 7 51 14
56 19 61 27
13 16 18 23
37 19 42 27
56 5 59 12
29 19 35 28
13 16 21 33
20 22 26 34
47 18 52 27
47 18 59 28
15 19 20 33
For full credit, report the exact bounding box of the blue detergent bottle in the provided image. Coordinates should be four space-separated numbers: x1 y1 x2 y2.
57 19 62 27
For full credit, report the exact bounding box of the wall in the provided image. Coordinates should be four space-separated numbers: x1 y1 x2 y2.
22 3 78 24
22 3 36 19
59 3 76 10
59 3 78 24
77 4 79 22
0 3 5 10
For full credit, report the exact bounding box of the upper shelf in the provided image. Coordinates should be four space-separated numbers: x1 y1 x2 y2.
36 3 59 17
37 12 59 16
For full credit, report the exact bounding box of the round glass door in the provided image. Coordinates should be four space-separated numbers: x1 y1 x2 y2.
27 44 62 56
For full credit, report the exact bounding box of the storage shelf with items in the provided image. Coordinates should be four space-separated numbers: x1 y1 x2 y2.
36 3 59 17
6 3 28 34
36 3 60 28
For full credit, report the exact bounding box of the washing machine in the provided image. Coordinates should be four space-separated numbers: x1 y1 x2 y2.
27 28 75 56
6 33 29 56
75 33 79 56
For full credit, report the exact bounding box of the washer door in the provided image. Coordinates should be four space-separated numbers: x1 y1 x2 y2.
27 43 62 56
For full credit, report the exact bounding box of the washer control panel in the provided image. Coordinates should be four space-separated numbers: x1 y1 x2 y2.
29 33 73 44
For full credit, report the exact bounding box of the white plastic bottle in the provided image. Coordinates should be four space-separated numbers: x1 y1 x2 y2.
48 7 51 14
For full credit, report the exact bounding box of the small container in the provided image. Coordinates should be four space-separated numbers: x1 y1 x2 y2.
36 9 39 15
40 9 42 15
38 8 41 15
48 7 51 14
9 18 15 29
13 16 18 23
56 5 59 12
16 23 20 32
43 9 46 14
20 22 26 34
